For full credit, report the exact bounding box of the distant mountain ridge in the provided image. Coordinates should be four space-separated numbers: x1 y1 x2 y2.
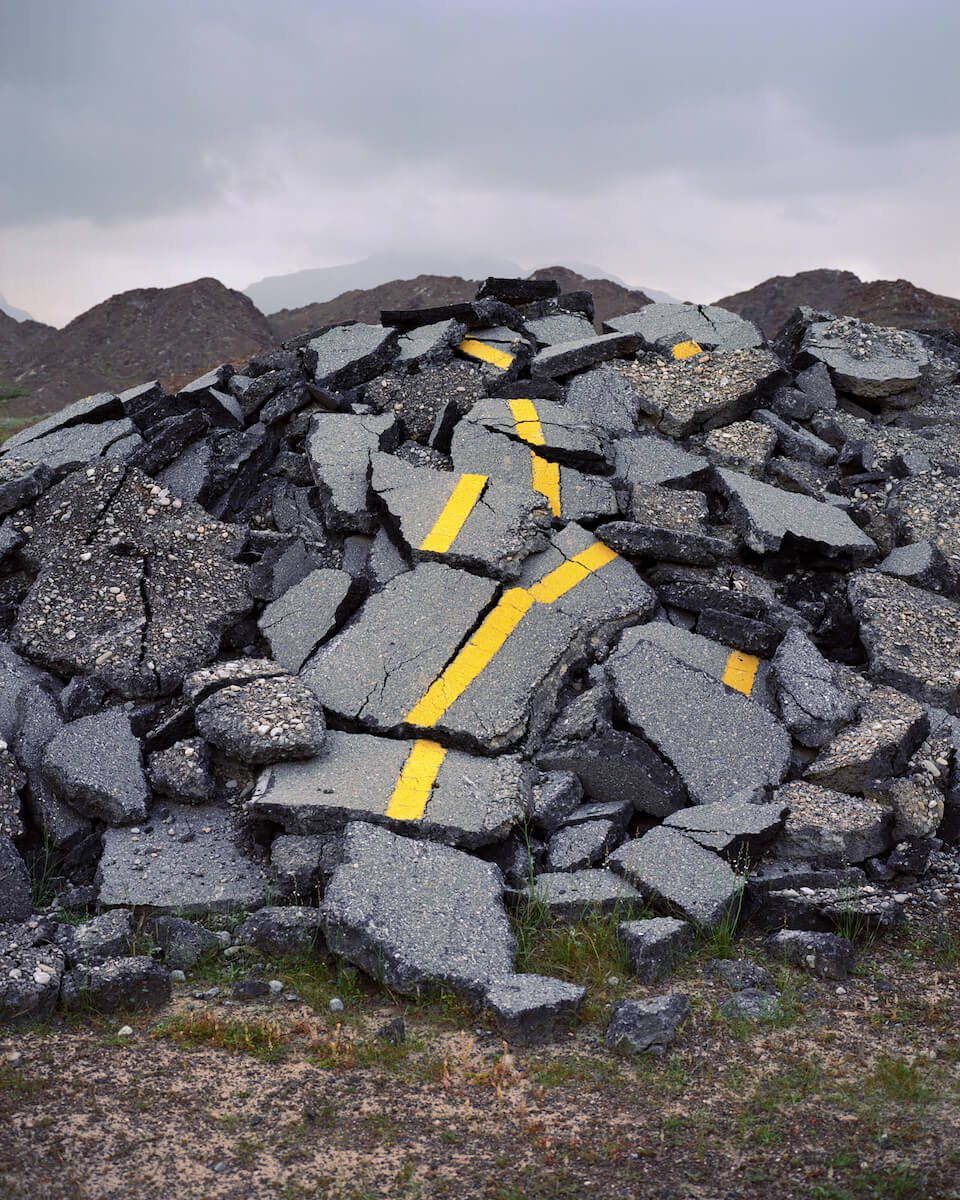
716 269 960 338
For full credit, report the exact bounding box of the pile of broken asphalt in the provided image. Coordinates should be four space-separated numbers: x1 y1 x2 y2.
1 275 960 1051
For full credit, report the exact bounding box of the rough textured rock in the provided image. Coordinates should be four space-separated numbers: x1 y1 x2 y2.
41 708 149 825
237 906 325 957
765 929 855 980
618 917 695 984
143 915 220 969
0 834 33 923
0 921 65 1023
195 672 326 765
605 994 690 1055
774 781 891 864
483 974 586 1044
61 955 172 1012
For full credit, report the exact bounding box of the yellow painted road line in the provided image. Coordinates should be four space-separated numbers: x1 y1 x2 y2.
386 738 447 820
404 540 617 729
722 650 760 696
419 473 488 554
459 338 514 370
672 340 703 360
508 399 561 516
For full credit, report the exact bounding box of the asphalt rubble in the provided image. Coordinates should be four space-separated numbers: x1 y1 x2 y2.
1 279 960 1052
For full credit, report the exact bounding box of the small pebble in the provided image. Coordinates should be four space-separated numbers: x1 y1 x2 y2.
268 980 283 996
170 970 186 984
116 1025 133 1038
329 997 344 1013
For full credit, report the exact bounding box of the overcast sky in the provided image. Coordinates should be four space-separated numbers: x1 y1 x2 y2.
2 0 958 326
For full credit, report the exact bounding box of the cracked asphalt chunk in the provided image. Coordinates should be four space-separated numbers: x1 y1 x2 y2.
614 435 707 488
366 359 483 443
370 451 551 580
249 730 528 848
407 524 656 753
604 303 763 352
773 780 891 865
97 803 269 914
451 419 618 523
713 468 878 561
563 366 642 436
467 397 611 470
799 316 929 400
302 322 400 392
301 562 497 733
616 623 770 701
257 567 353 674
849 570 960 711
320 822 515 1002
195 673 326 765
306 411 398 533
662 797 788 860
608 637 791 806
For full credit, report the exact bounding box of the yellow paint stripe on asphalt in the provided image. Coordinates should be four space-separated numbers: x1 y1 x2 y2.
419 473 488 554
530 452 561 517
722 650 760 695
672 340 703 360
508 398 546 445
404 588 534 727
526 541 619 604
459 338 514 370
404 540 617 729
385 738 447 820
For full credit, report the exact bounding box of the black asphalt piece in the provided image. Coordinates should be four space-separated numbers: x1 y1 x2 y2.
705 959 775 991
712 468 878 561
237 906 325 957
524 869 643 921
604 303 763 352
380 298 523 333
395 318 466 369
370 452 551 580
269 831 345 900
608 826 743 930
608 637 791 808
618 917 694 984
531 331 641 379
147 739 215 804
306 411 399 533
0 921 65 1023
605 994 690 1055
0 459 54 518
773 781 891 865
0 834 32 922
544 819 617 872
754 408 837 465
0 751 26 839
0 392 125 457
249 730 529 849
528 771 583 834
719 989 783 1022
878 541 953 594
320 822 516 1003
54 909 135 967
619 623 770 702
144 915 220 969
476 277 560 304
695 608 781 656
60 956 172 1012
595 522 734 568
798 317 929 400
614 436 707 488
195 672 326 765
771 627 857 748
563 366 642 435
258 567 353 673
662 798 788 861
765 929 855 980
468 397 610 470
483 974 586 1045
302 323 400 392
366 360 484 443
41 708 149 826
523 312 596 347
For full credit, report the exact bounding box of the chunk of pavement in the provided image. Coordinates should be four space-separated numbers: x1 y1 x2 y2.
848 571 960 712
867 775 943 841
0 921 65 1023
605 994 690 1055
754 409 837 465
54 909 134 966
0 642 55 744
720 989 783 1022
306 411 398 533
301 562 497 733
531 331 640 379
529 771 583 835
799 317 929 400
712 469 877 561
887 836 937 876
370 452 551 579
604 303 763 352
2 419 139 471
563 366 643 435
143 915 220 969
98 803 268 914
773 781 891 865
61 955 172 1013
608 826 743 930
704 959 775 991
483 974 586 1045
147 738 215 804
524 869 642 922
523 312 596 346
536 684 688 818
183 657 288 704
258 568 353 674
252 727 527 847
614 435 707 488
302 322 399 391
320 822 515 1002
695 608 781 657
0 834 33 923
415 523 656 753
269 831 345 899
619 623 769 702
771 627 857 747
889 473 960 570
0 458 54 518
366 360 485 443
663 798 788 860
41 708 149 825
805 672 929 793
237 906 325 957
476 276 560 303
703 420 777 476
765 929 855 980
608 637 791 807
619 917 694 984
14 682 92 849
0 751 26 839
468 397 610 470
614 348 782 438
0 392 124 455
544 819 617 872
879 541 953 594
596 519 734 569
195 673 326 765
395 318 466 368
12 463 251 699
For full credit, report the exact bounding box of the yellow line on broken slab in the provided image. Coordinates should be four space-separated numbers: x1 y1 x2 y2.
508 398 545 444
459 338 514 370
385 738 447 821
508 399 561 516
722 650 760 695
672 340 703 360
404 541 618 729
418 473 488 554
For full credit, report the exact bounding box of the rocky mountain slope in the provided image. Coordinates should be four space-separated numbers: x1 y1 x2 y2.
0 278 274 417
0 310 55 369
717 269 960 339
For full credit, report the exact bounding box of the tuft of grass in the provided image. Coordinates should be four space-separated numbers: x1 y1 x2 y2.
153 1011 288 1062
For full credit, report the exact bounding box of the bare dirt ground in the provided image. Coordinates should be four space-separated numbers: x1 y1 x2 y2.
2 907 958 1200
